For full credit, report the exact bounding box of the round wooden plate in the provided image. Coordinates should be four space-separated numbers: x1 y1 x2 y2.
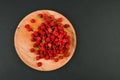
14 10 76 71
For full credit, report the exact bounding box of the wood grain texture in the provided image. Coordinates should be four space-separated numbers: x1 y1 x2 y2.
14 10 76 71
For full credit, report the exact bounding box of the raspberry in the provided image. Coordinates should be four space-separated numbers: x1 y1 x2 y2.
59 56 63 59
48 53 53 57
38 14 43 18
24 24 33 31
49 15 55 20
65 53 69 57
45 56 50 60
33 31 39 37
57 18 62 22
35 50 40 55
37 62 42 67
36 37 41 42
33 42 39 47
50 21 55 26
54 58 59 62
30 19 36 23
51 35 55 40
48 43 52 47
30 48 35 52
64 24 70 28
31 38 36 42
36 56 40 60
48 28 52 33
40 25 45 30
31 33 35 37
43 14 48 19
39 53 44 58
46 38 50 42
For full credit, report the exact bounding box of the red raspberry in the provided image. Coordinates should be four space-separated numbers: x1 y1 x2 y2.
39 53 44 58
50 21 55 26
49 15 55 20
48 43 52 47
30 48 35 52
36 56 40 60
48 53 53 57
36 37 41 42
35 50 40 55
46 38 50 42
31 38 36 42
64 24 70 28
43 14 48 19
57 23 62 26
59 56 63 59
33 43 37 47
40 25 45 30
31 33 35 37
54 58 59 62
45 56 50 60
24 24 33 31
63 39 68 43
55 38 59 42
65 44 70 49
57 18 62 22
51 35 55 40
25 24 30 28
48 28 52 33
33 31 39 37
58 34 63 39
41 47 45 51
64 53 69 57
37 62 42 67
38 14 43 18
30 19 36 23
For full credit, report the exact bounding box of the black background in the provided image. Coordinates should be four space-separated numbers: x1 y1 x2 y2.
0 0 120 80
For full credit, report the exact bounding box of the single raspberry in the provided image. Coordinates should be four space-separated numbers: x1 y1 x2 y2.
57 18 62 22
48 28 52 33
31 38 36 42
54 58 59 62
38 14 43 18
45 56 50 60
46 37 50 42
36 56 40 60
49 15 55 20
64 24 70 28
30 48 35 52
59 56 63 59
35 50 40 55
37 62 42 67
24 24 33 31
30 19 36 23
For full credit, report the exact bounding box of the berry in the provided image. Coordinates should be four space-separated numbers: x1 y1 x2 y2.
54 58 59 62
57 18 62 22
64 24 70 28
36 56 40 60
38 14 43 18
59 56 63 59
24 24 33 31
30 19 36 23
30 48 35 52
37 62 42 67
45 56 50 60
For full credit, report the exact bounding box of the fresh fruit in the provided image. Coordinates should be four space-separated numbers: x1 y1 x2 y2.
24 13 71 67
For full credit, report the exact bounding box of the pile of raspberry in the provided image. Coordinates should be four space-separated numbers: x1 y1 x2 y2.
24 13 70 67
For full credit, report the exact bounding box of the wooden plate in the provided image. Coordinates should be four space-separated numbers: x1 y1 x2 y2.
14 10 76 71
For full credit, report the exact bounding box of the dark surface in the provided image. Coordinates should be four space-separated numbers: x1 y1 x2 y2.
0 0 120 80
